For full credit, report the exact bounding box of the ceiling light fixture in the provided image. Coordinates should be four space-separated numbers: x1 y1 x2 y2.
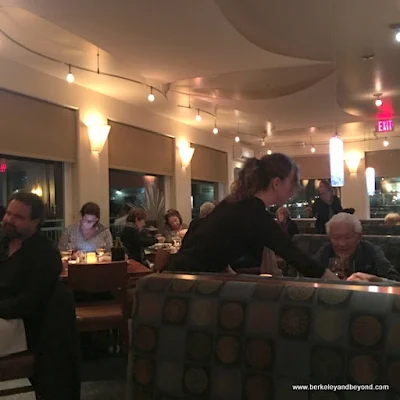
311 146 316 153
267 149 272 155
235 136 240 143
390 23 400 42
213 123 218 135
0 28 167 100
66 65 74 83
195 110 202 122
383 138 389 147
147 87 155 102
374 93 383 107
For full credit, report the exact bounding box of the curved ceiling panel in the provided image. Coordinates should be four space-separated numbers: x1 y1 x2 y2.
214 0 400 62
170 64 334 101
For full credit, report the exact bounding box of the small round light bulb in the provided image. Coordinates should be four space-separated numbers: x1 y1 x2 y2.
235 136 240 143
148 93 155 102
396 31 400 43
383 139 389 147
311 146 316 153
66 72 74 83
196 114 202 122
213 127 218 134
267 149 272 155
375 98 382 107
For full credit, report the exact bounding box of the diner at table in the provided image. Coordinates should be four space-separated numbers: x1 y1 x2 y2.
120 208 157 267
58 201 113 253
314 212 400 282
161 208 187 243
0 192 62 357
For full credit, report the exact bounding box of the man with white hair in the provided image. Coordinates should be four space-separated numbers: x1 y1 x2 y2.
182 202 216 245
314 212 400 282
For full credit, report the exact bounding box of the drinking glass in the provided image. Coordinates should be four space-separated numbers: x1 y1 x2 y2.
96 247 105 260
328 257 350 280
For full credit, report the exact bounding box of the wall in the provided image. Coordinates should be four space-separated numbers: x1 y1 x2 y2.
0 58 234 225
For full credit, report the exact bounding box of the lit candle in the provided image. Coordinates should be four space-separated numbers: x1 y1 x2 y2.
86 252 97 264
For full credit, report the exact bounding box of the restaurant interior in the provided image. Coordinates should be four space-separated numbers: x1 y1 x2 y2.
1 0 400 399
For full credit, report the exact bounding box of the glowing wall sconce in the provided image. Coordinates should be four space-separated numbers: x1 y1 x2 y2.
345 156 361 175
366 167 376 196
329 135 344 187
31 183 43 197
178 146 195 169
87 124 111 153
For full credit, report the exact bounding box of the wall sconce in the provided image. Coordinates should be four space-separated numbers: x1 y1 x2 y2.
345 157 361 175
178 146 195 169
87 124 111 153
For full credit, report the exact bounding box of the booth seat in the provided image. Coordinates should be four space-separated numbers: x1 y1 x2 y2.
293 234 400 267
129 273 400 399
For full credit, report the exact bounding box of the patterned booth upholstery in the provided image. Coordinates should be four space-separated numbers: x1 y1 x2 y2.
293 234 400 268
129 273 400 399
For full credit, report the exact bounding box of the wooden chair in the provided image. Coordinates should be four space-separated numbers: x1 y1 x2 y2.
154 249 170 272
67 261 128 352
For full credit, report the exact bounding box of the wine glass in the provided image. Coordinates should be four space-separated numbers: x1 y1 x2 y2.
328 257 350 280
96 247 105 261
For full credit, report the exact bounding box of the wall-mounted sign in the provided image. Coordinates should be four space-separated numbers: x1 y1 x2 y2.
376 119 394 133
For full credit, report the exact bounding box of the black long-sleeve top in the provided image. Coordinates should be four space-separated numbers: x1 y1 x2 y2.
0 231 62 348
121 224 157 264
167 196 325 277
312 195 342 234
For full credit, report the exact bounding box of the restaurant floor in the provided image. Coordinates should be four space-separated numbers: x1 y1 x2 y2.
0 337 127 400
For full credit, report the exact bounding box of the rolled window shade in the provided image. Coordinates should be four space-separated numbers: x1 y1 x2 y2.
292 155 330 179
108 121 174 176
365 150 400 177
191 144 228 183
0 89 77 162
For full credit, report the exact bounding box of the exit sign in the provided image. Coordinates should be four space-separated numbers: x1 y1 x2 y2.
376 120 394 133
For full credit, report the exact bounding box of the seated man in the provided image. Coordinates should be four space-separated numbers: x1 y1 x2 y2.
314 212 400 282
0 192 62 356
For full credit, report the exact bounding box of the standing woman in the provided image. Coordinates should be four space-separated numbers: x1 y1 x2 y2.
167 154 336 279
312 180 342 234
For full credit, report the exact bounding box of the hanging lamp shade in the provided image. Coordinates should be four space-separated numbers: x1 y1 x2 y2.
329 135 344 187
365 167 376 196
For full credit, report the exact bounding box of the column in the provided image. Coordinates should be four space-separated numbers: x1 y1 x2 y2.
75 110 110 225
171 136 193 225
341 149 369 219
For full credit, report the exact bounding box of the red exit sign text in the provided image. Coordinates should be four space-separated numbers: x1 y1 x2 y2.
376 120 394 133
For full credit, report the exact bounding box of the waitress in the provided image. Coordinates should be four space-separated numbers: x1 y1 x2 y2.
312 180 342 234
167 153 336 279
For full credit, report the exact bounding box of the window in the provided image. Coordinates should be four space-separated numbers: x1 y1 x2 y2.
269 179 339 218
191 181 217 219
369 177 400 218
109 169 165 227
0 154 64 221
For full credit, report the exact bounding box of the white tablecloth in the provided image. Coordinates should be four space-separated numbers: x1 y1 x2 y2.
0 318 27 357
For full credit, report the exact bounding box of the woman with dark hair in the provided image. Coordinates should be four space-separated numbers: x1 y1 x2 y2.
121 209 157 265
166 154 337 279
312 180 342 234
161 209 187 243
58 202 113 252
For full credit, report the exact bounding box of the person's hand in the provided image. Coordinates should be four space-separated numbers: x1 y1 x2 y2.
321 269 340 280
178 229 188 238
347 272 382 283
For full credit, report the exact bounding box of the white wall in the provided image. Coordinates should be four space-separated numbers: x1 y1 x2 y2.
0 58 234 225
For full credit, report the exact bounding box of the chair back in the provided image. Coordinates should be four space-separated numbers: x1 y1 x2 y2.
67 261 127 302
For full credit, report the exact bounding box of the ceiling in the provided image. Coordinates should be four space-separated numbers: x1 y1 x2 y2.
0 0 400 148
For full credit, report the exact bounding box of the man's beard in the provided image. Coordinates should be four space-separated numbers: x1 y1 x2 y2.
2 223 22 239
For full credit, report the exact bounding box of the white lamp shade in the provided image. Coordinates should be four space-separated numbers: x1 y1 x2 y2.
366 167 376 196
87 124 111 153
329 135 344 187
179 146 195 168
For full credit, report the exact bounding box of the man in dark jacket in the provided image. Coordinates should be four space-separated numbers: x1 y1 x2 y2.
314 212 400 282
0 192 62 351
